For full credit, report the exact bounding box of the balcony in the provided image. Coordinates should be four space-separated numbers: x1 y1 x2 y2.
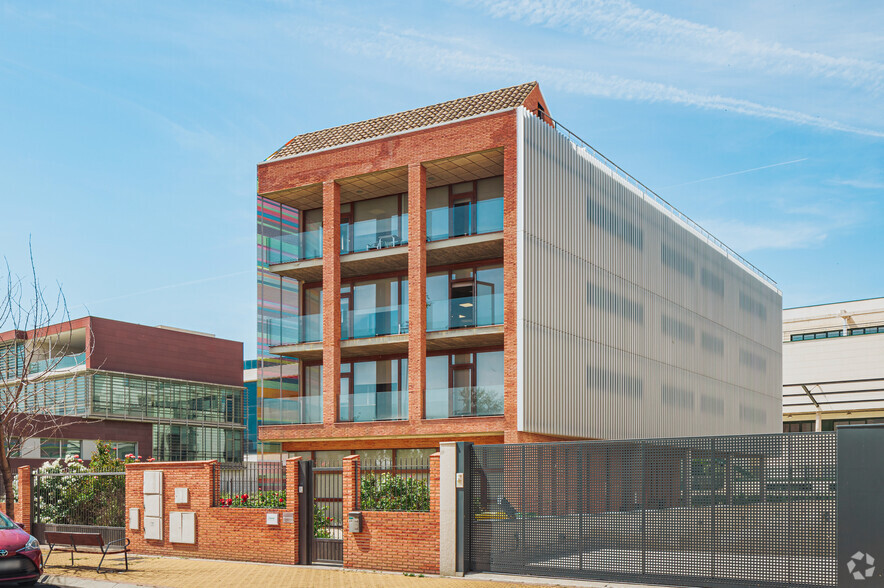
339 389 409 423
28 352 86 375
267 228 324 282
425 385 504 420
266 314 324 361
426 292 504 350
262 395 322 425
340 304 409 358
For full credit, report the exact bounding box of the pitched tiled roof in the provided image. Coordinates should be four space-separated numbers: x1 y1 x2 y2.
265 82 537 161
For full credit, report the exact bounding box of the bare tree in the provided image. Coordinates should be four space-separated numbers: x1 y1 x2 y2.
0 245 93 518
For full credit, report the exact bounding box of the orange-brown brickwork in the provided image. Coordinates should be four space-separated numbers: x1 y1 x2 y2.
342 453 440 575
124 460 299 565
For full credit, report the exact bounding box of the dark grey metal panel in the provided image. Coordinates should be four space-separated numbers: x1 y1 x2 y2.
837 424 884 585
470 431 836 587
298 460 313 565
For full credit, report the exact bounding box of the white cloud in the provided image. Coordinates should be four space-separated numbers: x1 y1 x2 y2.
321 28 884 138
467 0 884 93
698 219 830 253
832 179 884 190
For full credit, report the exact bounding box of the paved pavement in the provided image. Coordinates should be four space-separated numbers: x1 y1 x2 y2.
39 550 672 588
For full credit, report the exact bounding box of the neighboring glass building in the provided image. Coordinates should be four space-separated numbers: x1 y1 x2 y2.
0 316 245 465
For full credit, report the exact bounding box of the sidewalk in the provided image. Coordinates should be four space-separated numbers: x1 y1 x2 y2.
40 550 669 588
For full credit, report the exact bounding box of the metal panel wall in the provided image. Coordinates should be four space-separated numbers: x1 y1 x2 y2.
517 109 782 438
470 432 836 587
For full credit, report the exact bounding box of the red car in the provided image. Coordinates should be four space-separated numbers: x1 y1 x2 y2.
0 511 41 586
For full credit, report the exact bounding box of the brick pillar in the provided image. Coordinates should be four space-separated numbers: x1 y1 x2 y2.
428 452 440 513
407 163 427 421
322 180 341 425
502 138 519 442
342 454 360 512
286 456 301 564
16 466 30 531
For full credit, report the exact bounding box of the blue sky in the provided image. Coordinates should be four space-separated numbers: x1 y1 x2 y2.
2 1 882 357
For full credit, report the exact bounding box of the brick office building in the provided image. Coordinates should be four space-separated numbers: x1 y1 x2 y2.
0 316 245 466
255 82 782 465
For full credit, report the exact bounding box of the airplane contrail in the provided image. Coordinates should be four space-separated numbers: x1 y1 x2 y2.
662 158 809 189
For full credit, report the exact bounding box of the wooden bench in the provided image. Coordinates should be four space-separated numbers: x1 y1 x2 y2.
44 531 130 573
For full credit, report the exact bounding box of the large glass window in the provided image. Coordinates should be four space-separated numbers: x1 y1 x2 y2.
301 208 323 260
427 264 504 331
339 358 408 422
425 350 504 419
350 194 408 252
40 438 82 459
108 441 139 459
426 176 503 242
344 277 408 339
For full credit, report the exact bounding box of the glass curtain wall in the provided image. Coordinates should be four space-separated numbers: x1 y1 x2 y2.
257 196 302 450
427 264 504 331
425 350 503 419
339 358 408 422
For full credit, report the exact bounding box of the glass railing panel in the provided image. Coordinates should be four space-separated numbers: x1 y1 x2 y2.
266 228 323 265
344 304 408 340
426 292 504 332
476 197 504 234
347 214 409 254
426 198 503 242
28 352 86 374
339 389 408 422
265 314 323 346
424 385 504 419
263 395 322 425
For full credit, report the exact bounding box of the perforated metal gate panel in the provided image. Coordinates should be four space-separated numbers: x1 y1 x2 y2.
469 433 836 587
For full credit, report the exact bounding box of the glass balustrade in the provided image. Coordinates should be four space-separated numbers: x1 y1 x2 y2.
28 352 86 374
424 384 504 419
262 395 322 425
426 292 504 332
344 214 408 254
339 389 408 422
342 304 408 340
263 314 323 346
265 227 323 265
426 197 503 242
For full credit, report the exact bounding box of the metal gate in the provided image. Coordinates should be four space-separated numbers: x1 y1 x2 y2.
468 432 837 588
298 461 343 565
31 470 126 544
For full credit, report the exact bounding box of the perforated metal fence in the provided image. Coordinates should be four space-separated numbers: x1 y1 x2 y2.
469 432 836 588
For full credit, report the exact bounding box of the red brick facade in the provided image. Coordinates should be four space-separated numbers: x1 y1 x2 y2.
124 459 299 565
342 453 440 574
0 467 31 527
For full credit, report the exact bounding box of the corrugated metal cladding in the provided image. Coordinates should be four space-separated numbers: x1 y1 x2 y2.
516 109 782 439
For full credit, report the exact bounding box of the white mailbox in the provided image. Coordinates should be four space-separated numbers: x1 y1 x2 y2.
174 487 189 504
169 511 196 544
129 508 140 530
266 512 279 526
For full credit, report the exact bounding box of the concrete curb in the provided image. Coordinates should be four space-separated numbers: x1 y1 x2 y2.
40 574 164 588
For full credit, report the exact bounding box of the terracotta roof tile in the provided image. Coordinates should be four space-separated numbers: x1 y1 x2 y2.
266 82 537 161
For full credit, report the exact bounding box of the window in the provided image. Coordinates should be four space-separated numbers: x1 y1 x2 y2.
783 422 813 433
108 441 138 459
6 437 20 459
40 438 82 459
425 349 504 419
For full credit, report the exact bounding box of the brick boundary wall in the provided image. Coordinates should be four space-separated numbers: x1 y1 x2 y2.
124 458 300 565
343 453 440 574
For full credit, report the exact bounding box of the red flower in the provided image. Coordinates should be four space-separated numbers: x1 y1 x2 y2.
241 494 249 501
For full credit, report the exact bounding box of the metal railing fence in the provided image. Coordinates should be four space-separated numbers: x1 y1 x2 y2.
216 461 286 507
358 456 431 512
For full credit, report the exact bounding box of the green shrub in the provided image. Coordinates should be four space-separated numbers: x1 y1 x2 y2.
360 473 429 512
314 502 333 538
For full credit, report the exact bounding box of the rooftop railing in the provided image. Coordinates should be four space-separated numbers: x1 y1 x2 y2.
533 109 780 294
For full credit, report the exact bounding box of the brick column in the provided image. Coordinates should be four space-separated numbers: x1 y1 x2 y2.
342 454 360 513
286 456 301 564
407 163 427 421
16 466 30 531
322 180 341 424
428 452 440 513
502 138 519 442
